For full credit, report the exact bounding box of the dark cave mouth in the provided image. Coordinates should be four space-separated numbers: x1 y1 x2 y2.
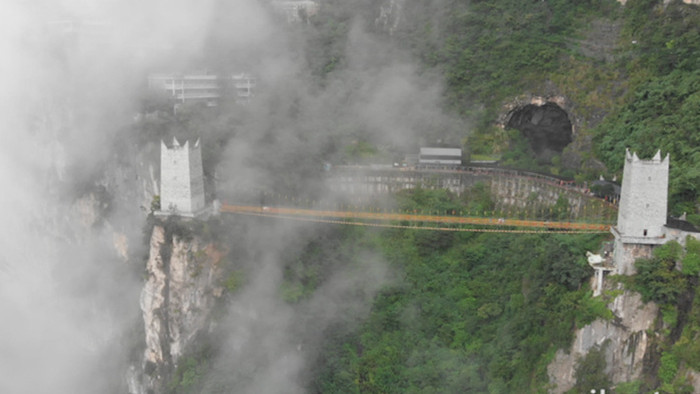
506 102 573 157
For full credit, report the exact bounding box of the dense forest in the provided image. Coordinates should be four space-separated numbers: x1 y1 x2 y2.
309 193 609 393
144 0 700 392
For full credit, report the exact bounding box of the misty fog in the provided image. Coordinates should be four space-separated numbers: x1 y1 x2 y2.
0 0 465 392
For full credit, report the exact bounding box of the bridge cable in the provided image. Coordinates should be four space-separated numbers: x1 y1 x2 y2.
225 210 609 234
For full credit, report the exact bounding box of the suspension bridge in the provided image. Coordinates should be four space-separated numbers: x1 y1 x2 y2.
217 163 618 234
219 203 613 234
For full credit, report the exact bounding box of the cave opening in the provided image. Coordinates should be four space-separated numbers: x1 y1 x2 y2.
506 102 573 160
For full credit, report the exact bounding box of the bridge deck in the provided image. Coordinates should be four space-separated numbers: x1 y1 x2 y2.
220 204 610 232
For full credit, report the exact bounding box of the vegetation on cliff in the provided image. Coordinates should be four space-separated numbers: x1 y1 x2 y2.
313 231 607 392
298 190 611 393
593 0 700 219
620 238 700 392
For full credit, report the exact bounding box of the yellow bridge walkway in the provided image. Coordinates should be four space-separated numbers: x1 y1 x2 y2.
220 204 611 234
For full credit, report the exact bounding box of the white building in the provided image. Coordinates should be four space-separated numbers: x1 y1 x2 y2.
230 73 256 100
157 138 207 218
418 147 463 166
611 149 700 274
148 73 256 105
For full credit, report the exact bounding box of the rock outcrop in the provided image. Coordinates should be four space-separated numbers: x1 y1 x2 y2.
501 95 574 162
142 226 168 371
548 291 658 393
133 224 224 394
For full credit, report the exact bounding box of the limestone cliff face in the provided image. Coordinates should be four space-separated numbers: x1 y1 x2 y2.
685 370 700 393
134 224 224 394
547 291 658 393
142 226 168 371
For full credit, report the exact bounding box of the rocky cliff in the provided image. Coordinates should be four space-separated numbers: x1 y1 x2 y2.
130 223 225 394
548 290 658 393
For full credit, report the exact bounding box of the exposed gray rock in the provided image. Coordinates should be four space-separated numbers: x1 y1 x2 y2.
134 224 224 394
167 234 222 361
141 225 167 368
547 291 658 393
685 370 700 393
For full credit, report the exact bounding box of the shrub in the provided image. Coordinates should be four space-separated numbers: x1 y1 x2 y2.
634 242 688 305
658 352 679 385
682 252 700 276
571 345 612 393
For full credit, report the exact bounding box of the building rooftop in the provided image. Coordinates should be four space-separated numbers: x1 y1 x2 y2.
666 216 700 233
419 147 462 156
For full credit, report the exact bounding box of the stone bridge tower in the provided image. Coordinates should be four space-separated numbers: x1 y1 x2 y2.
611 149 669 274
158 137 207 217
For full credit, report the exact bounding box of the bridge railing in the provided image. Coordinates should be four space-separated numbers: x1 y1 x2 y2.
219 203 612 232
222 188 618 226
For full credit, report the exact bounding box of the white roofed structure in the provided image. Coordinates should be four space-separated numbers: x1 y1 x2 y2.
418 147 463 165
148 72 256 105
157 138 207 218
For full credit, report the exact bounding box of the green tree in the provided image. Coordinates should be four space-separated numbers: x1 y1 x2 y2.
633 242 688 305
569 345 612 393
